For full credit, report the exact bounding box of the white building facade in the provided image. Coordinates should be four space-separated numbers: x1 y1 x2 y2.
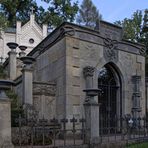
0 14 47 60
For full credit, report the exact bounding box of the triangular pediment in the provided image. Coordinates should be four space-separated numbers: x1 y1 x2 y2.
22 21 42 34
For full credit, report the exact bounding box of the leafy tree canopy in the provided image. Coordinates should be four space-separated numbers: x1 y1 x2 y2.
115 10 148 76
114 10 148 50
41 0 79 29
76 0 102 28
0 0 78 28
0 12 8 38
0 12 8 29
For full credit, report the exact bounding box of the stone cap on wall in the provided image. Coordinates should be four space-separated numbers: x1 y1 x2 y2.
28 21 146 59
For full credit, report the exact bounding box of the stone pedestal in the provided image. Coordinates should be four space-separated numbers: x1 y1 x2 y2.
0 80 14 147
21 56 35 105
84 100 100 146
7 42 18 80
0 99 14 147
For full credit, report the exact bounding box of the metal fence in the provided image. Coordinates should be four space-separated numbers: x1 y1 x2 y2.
12 115 87 147
99 115 148 146
12 114 148 147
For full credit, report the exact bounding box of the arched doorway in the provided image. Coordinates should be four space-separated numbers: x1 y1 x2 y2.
98 63 122 134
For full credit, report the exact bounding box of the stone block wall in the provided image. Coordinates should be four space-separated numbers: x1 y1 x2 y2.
30 22 146 120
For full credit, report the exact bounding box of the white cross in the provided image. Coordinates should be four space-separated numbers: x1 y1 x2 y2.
31 7 35 14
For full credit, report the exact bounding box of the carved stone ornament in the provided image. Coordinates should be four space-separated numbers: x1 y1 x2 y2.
139 48 146 56
33 82 56 96
60 26 75 37
83 66 95 78
103 38 118 62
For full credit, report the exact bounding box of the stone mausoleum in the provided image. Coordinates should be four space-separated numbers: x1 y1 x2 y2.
4 20 146 130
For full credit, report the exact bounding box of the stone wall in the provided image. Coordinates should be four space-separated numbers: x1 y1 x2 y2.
33 38 66 118
63 22 145 118
30 22 145 120
33 81 56 119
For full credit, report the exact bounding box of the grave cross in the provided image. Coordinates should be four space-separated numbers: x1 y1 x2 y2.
15 114 26 147
70 117 77 145
70 117 77 133
61 118 68 129
61 118 68 146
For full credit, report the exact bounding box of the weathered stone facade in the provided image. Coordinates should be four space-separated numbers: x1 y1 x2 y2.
26 21 145 119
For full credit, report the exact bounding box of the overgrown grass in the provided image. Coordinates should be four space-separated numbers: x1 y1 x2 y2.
126 142 148 148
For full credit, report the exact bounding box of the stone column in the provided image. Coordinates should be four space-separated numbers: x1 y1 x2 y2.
7 42 18 80
21 56 35 105
132 75 141 118
83 66 100 147
0 80 14 147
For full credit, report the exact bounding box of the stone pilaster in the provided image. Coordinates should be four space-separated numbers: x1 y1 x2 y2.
132 75 141 118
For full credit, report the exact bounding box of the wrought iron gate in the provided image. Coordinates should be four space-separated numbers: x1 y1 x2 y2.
98 65 122 135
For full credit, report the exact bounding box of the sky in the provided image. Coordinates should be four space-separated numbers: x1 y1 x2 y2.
36 0 148 23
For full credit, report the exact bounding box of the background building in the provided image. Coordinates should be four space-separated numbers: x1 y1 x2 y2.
0 13 47 60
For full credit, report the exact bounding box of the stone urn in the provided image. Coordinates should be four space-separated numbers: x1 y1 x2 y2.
7 42 18 51
19 45 27 57
20 56 35 65
19 45 27 51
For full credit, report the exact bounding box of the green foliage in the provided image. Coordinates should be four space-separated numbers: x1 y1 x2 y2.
6 90 18 109
114 10 148 50
126 142 148 148
6 90 24 127
0 0 78 28
0 13 8 29
76 0 101 28
0 12 8 38
0 65 7 79
0 0 38 26
42 0 79 29
115 10 148 76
